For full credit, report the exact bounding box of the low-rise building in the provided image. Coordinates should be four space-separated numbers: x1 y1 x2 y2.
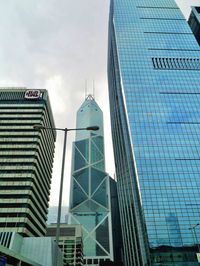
0 232 63 265
46 224 83 266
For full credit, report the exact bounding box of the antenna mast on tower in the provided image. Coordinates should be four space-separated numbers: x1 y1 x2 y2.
85 80 88 99
93 80 95 99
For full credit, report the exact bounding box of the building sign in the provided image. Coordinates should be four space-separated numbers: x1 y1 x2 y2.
25 90 41 99
196 253 200 263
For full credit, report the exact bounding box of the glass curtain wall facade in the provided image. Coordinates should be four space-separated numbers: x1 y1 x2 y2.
69 95 113 266
0 88 56 237
108 0 200 265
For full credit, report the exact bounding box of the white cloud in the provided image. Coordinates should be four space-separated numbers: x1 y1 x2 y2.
45 75 66 114
176 0 200 18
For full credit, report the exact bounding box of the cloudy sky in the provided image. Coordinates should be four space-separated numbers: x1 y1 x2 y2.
0 0 199 206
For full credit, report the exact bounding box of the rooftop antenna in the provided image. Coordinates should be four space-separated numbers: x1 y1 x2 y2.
93 79 95 99
85 80 87 99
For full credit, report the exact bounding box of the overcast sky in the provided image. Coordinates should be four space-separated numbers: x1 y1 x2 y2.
0 0 199 206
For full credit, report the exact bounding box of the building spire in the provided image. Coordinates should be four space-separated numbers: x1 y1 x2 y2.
85 80 87 99
93 79 95 99
84 80 95 100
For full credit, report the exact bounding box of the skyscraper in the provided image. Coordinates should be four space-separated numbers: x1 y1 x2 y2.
69 95 114 266
0 88 56 237
108 0 200 265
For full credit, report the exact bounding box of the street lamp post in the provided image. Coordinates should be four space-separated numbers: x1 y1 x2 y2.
189 223 200 253
33 124 99 246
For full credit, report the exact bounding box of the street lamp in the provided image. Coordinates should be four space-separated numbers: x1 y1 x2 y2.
189 223 200 252
33 124 99 245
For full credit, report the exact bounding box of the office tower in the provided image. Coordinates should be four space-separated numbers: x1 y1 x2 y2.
0 88 56 237
46 224 83 266
188 7 200 45
69 95 114 266
108 0 200 265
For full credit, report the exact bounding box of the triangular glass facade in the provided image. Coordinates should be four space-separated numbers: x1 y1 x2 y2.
69 96 113 263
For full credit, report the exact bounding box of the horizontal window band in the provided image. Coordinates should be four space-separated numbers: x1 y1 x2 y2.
160 92 200 95
175 159 200 161
185 204 200 206
0 144 38 147
0 125 49 130
0 186 48 213
145 32 192 35
0 194 48 216
0 168 50 194
0 177 33 181
0 155 38 158
0 202 46 229
167 122 200 124
0 178 49 204
0 186 32 190
0 213 27 217
0 222 43 236
0 106 45 110
0 212 45 235
137 6 179 9
149 48 200 51
140 18 185 21
154 68 200 71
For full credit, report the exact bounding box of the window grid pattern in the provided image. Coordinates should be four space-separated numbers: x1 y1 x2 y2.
108 0 200 264
0 88 55 237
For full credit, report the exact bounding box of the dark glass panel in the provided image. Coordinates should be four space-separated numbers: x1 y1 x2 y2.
73 168 89 194
96 217 110 254
91 167 106 194
92 136 104 153
75 139 89 162
72 181 87 208
74 147 87 171
91 141 103 163
92 180 108 208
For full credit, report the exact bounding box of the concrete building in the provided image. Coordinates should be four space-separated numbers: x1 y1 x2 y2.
46 224 83 266
108 0 200 265
188 6 200 45
0 88 56 237
69 95 114 266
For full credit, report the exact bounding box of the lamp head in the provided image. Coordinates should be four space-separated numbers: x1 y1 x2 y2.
86 126 99 131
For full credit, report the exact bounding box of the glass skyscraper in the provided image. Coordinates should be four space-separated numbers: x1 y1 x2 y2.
69 95 114 266
108 0 200 265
